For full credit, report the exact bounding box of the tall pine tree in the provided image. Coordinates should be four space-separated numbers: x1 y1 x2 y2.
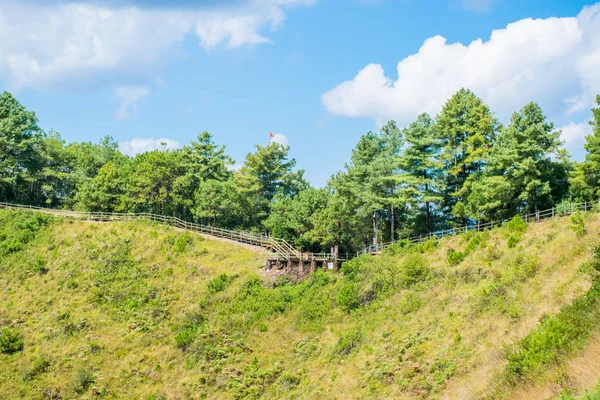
570 95 600 200
435 89 499 224
400 113 443 233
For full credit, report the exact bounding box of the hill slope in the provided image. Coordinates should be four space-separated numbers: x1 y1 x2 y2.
1 210 600 399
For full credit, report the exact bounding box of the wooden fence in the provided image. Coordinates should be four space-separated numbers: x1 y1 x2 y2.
360 200 599 255
0 202 304 260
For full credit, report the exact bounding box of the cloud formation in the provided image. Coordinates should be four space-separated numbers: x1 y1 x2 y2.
0 0 313 89
115 86 150 119
322 3 600 127
559 121 592 159
118 137 182 155
269 132 289 146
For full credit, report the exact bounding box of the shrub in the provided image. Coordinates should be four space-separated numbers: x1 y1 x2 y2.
72 367 95 394
174 312 205 350
399 293 422 315
174 328 196 350
0 327 24 354
278 371 300 389
571 212 586 237
336 281 360 312
22 354 50 380
446 249 466 266
507 234 519 248
0 210 54 257
207 273 231 293
399 254 430 286
174 232 192 253
506 278 600 378
332 330 362 359
506 215 527 234
31 255 49 275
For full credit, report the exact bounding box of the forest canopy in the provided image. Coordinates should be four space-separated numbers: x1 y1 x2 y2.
1 90 599 254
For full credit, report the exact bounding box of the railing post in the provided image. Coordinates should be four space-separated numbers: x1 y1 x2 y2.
585 201 587 212
552 207 554 218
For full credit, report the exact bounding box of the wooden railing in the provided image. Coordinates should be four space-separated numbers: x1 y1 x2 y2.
0 202 305 260
360 200 600 255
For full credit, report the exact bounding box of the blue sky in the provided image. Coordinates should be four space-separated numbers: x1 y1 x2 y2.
1 0 599 186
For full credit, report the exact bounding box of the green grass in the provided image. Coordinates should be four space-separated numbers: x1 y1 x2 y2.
2 209 600 399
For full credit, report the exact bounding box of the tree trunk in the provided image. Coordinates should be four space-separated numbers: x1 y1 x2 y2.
425 201 431 233
390 204 395 242
372 211 378 249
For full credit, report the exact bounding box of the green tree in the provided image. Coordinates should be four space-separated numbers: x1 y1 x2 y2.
400 113 443 233
570 95 600 200
193 178 244 227
0 91 44 203
263 187 329 251
236 142 307 229
476 102 564 218
435 89 499 224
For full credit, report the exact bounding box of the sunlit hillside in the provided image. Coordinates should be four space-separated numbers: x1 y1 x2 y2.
2 209 600 399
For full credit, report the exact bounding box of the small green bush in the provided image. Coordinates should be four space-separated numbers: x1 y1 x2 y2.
174 328 196 350
72 367 95 394
506 215 527 234
336 281 360 312
174 312 205 350
22 354 50 380
571 212 586 237
278 371 300 388
399 293 422 315
399 254 430 287
447 249 466 266
174 232 192 253
331 330 362 359
507 234 519 248
0 327 24 354
31 255 48 275
207 273 231 293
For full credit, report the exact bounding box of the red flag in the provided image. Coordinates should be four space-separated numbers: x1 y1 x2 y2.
269 132 274 138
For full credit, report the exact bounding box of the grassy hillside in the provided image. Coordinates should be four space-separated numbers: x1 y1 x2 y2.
2 209 600 399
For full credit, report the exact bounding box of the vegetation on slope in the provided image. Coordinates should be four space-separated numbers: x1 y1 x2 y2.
2 210 600 399
2 90 600 256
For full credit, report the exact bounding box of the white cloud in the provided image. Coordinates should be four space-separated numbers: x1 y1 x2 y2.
118 137 181 156
559 121 592 160
0 0 313 89
115 86 150 119
269 132 289 146
322 3 600 127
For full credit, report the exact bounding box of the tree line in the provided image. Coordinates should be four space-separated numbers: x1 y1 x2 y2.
1 90 599 253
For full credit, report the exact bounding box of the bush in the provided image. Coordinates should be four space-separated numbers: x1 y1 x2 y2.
506 215 527 234
174 232 192 253
22 354 50 380
399 254 430 287
207 273 232 293
506 277 600 378
571 212 586 237
72 367 95 394
31 255 49 275
174 328 196 350
331 330 362 359
399 293 422 315
0 210 54 257
174 312 205 350
506 234 518 248
336 281 360 312
0 327 24 354
446 249 466 266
